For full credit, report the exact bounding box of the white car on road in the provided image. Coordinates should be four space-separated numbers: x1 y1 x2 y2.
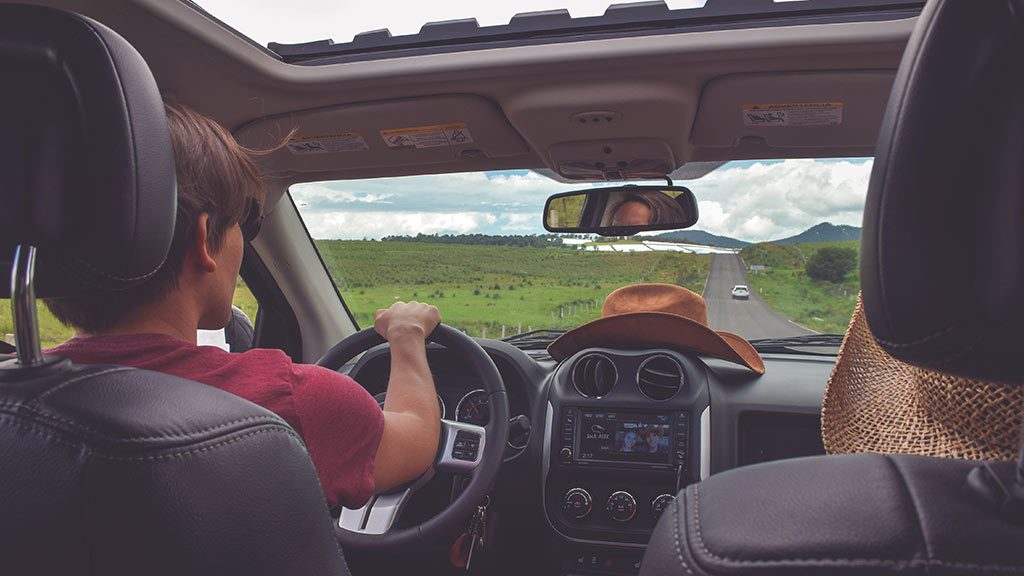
732 285 750 300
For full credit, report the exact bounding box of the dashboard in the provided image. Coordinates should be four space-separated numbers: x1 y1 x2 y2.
344 339 832 576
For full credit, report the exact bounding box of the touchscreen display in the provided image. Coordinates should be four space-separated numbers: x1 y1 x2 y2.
578 411 672 465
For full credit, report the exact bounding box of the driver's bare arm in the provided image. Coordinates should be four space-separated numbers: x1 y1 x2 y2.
372 301 442 492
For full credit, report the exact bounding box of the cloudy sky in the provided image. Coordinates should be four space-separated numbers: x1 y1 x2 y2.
196 1 870 244
292 159 872 243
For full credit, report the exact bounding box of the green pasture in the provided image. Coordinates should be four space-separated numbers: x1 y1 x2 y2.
316 240 710 336
740 240 860 334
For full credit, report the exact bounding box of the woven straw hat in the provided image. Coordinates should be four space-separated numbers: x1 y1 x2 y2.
822 294 1023 460
547 284 765 374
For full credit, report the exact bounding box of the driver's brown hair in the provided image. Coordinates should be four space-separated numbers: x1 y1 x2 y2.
45 101 265 334
608 190 688 226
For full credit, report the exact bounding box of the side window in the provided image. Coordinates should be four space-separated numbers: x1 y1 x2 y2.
197 276 258 352
2 277 258 353
1 300 74 351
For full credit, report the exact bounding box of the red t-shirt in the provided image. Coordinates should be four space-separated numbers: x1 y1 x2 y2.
47 333 384 509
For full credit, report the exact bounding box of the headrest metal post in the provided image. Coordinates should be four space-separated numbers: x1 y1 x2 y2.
10 245 43 366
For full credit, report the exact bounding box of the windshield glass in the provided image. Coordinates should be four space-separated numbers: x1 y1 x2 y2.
292 158 871 341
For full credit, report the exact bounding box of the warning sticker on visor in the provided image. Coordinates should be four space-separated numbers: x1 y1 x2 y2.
287 132 369 155
742 103 844 127
380 122 474 149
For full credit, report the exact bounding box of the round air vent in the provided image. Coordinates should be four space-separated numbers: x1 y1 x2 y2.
636 355 684 401
571 353 617 398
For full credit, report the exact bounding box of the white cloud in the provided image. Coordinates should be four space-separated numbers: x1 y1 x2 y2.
500 212 539 231
301 210 498 239
688 159 873 241
291 182 392 206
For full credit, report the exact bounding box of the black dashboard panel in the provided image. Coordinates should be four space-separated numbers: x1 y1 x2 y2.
341 339 834 576
542 349 832 575
703 354 832 474
543 348 710 549
738 411 825 465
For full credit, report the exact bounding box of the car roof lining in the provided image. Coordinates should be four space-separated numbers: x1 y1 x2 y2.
26 0 912 191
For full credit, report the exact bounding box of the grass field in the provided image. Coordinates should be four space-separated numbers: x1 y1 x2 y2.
740 240 860 334
2 243 709 347
316 240 710 336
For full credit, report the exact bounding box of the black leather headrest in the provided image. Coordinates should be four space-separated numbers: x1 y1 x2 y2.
862 0 1024 384
0 5 176 297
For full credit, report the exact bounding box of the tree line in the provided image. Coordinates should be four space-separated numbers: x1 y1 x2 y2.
380 233 566 248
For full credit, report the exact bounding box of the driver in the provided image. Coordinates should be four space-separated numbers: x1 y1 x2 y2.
43 102 441 511
606 190 689 227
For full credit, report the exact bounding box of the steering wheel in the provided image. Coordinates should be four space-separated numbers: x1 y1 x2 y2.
316 324 509 552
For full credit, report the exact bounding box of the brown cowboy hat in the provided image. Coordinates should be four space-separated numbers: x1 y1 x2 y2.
547 283 765 374
822 294 1023 461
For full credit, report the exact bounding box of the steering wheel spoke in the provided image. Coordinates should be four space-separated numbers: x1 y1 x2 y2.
338 488 413 535
436 419 487 473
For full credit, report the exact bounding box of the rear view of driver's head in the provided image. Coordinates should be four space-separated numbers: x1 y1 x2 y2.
45 102 265 335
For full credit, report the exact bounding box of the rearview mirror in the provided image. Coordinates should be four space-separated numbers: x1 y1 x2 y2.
543 185 699 236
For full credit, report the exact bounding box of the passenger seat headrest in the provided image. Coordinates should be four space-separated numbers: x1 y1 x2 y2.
862 0 1024 384
0 5 176 297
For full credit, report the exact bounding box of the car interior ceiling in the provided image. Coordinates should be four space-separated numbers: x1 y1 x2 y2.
2 1 1023 576
13 0 916 364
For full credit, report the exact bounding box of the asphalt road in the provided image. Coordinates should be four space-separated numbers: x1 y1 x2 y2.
702 254 814 340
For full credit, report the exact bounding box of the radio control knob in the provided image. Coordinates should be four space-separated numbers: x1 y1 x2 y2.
606 491 637 522
559 447 573 463
651 494 675 519
563 488 592 520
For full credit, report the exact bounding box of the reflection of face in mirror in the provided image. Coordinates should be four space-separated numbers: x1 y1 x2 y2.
543 184 697 234
605 190 689 228
621 430 639 452
610 200 652 226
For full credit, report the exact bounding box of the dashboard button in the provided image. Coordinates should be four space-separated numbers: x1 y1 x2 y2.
606 491 637 522
652 494 675 519
563 488 592 519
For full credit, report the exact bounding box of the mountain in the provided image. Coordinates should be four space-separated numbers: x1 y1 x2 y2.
650 230 750 249
773 222 861 245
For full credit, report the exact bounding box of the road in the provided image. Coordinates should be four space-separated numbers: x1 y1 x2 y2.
702 254 814 339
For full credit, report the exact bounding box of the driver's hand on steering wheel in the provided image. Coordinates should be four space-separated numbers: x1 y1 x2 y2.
371 301 443 492
374 301 441 342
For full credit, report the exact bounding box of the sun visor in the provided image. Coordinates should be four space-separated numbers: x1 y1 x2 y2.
234 95 530 177
691 71 895 158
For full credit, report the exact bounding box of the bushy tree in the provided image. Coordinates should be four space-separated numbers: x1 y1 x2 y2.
805 247 857 283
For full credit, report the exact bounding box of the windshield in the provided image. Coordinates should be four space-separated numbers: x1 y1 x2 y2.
292 158 870 341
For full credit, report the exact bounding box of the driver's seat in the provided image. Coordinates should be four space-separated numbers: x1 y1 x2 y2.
0 6 349 575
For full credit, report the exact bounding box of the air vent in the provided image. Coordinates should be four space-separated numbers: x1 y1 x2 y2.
637 355 684 401
571 353 617 398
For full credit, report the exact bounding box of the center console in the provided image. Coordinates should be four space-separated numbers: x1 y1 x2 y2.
543 348 709 574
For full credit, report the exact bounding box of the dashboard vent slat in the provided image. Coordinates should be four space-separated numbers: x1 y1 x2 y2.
637 355 684 401
571 353 617 398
